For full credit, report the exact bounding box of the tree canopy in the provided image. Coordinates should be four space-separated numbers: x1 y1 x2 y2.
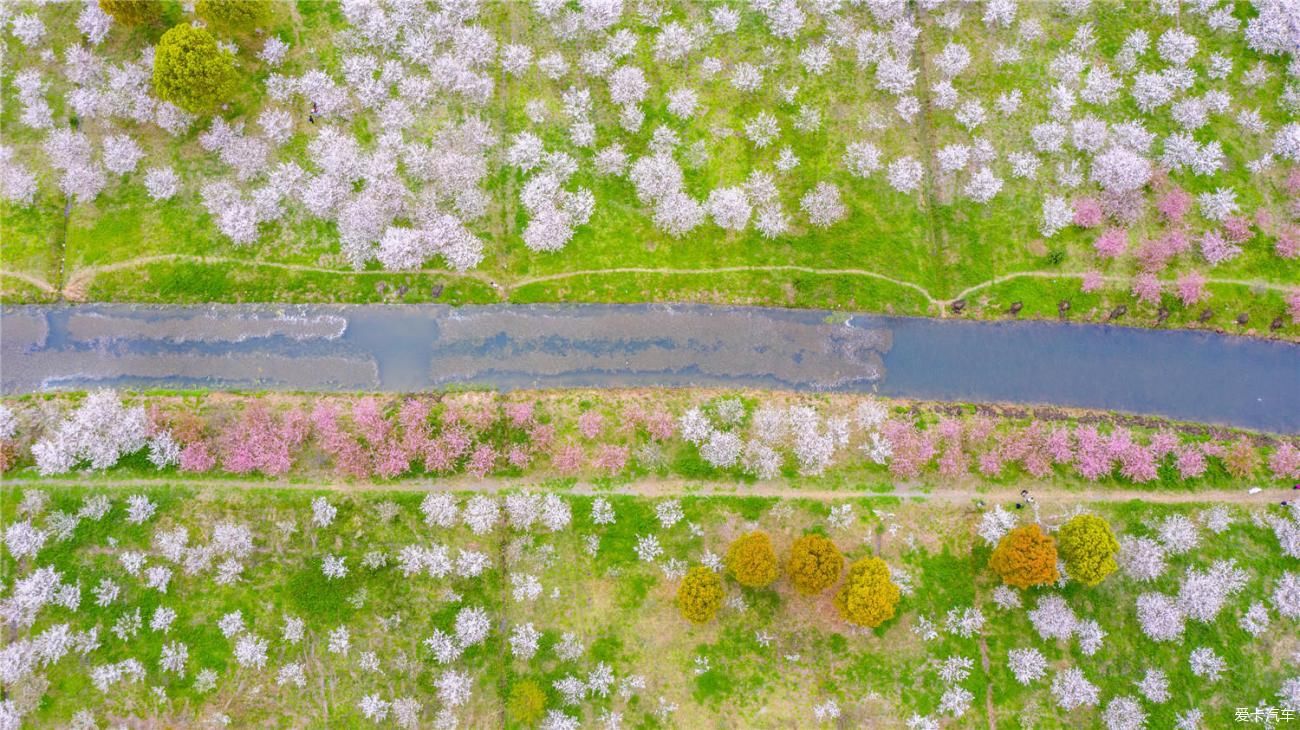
989 524 1061 589
152 24 237 114
507 680 546 725
195 0 271 33
726 531 779 588
787 534 843 595
835 556 900 627
677 567 724 624
99 0 163 26
1058 514 1121 586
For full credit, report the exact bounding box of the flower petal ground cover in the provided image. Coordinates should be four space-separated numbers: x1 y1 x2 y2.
1 1 1299 334
2 484 1298 728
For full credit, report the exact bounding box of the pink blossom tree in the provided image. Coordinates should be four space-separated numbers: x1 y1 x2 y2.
1269 442 1300 480
373 441 411 479
1175 444 1201 478
1277 228 1300 259
578 411 605 440
1156 188 1192 222
466 444 497 478
1200 230 1241 265
977 449 1004 477
646 410 675 441
528 422 555 450
1074 426 1113 480
882 420 936 478
506 445 532 469
504 401 535 428
1073 197 1104 228
352 397 390 444
220 405 308 476
397 399 432 454
552 443 585 474
1131 273 1162 304
1119 444 1159 482
1136 237 1176 272
1222 216 1253 244
1094 228 1129 259
1046 428 1073 464
179 441 216 472
1175 272 1207 306
592 445 629 474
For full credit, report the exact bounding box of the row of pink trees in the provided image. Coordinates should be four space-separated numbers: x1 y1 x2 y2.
165 397 673 480
1071 169 1300 316
881 417 1299 484
6 395 1296 483
1075 170 1300 270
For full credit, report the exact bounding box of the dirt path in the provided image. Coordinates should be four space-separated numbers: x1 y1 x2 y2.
6 476 1287 505
11 256 1291 319
55 254 497 302
0 269 58 294
51 255 934 305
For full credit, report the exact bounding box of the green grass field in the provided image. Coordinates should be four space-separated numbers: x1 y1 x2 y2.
1 1 1297 336
3 483 1296 727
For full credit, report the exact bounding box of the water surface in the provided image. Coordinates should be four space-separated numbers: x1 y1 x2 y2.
2 304 1295 433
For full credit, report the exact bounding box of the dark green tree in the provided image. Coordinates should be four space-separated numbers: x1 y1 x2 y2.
152 24 237 114
195 0 271 33
99 0 164 26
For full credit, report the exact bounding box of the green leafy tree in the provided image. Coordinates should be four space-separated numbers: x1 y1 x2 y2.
99 0 163 26
726 531 778 588
507 680 546 726
677 567 723 623
989 524 1060 589
195 0 271 32
787 534 843 595
835 556 900 627
1057 514 1120 586
152 24 237 114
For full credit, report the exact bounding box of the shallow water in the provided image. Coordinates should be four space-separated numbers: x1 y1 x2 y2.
2 304 1296 433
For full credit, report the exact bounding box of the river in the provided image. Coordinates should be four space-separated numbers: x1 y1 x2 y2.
2 304 1296 433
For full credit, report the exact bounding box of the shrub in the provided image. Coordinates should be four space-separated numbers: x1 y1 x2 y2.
1223 437 1259 478
989 524 1060 589
835 556 900 627
1058 514 1120 586
99 0 163 25
152 24 237 113
196 0 271 32
507 680 546 725
726 531 779 588
677 567 724 623
787 534 843 595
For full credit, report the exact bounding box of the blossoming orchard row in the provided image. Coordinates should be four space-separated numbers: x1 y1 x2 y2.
2 390 1296 484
